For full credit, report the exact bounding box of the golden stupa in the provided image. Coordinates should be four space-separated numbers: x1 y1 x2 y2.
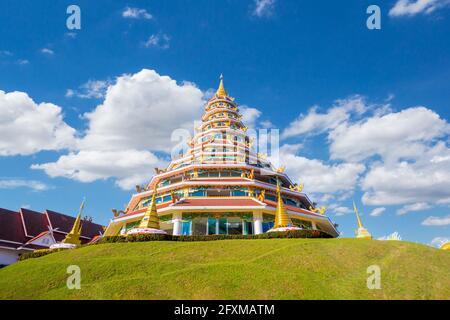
353 201 372 239
273 179 293 228
62 199 85 245
137 185 161 230
126 184 167 235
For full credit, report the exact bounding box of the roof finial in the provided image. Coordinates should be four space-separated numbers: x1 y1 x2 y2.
216 73 228 97
62 198 85 245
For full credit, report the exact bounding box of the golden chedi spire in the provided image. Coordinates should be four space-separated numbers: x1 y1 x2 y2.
353 201 372 239
273 179 294 228
138 184 161 229
215 74 228 97
62 199 85 245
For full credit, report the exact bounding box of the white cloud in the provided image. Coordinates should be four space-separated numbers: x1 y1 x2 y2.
65 89 75 98
279 145 365 194
16 59 29 65
32 150 161 190
282 95 450 207
282 95 367 139
66 79 111 99
331 206 352 216
33 69 204 190
79 69 203 152
430 236 449 248
260 120 274 128
0 90 76 156
389 0 450 17
422 214 450 226
253 0 276 17
0 179 49 191
65 32 77 38
330 107 449 162
362 154 450 205
0 50 13 56
122 7 152 20
240 106 261 128
378 231 402 241
41 48 54 55
325 105 450 206
143 34 170 49
370 207 386 217
396 202 431 215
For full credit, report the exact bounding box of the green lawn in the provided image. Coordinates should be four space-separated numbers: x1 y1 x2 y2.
0 238 448 299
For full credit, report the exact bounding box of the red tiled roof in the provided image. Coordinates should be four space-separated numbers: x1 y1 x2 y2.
45 210 104 239
264 200 321 216
0 208 26 245
0 240 22 249
121 198 264 219
19 208 48 237
88 235 102 244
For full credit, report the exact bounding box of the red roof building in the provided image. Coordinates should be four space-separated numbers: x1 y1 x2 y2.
0 208 104 265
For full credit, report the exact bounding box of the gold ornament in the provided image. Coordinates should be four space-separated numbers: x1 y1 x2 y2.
289 183 304 192
309 205 327 215
277 165 286 173
257 190 266 202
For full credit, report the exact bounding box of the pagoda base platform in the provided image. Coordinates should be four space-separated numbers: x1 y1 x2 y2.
126 228 168 235
49 243 78 249
356 227 372 239
267 226 302 233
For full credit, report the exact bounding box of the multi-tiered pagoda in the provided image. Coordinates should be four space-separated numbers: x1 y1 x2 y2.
104 76 339 238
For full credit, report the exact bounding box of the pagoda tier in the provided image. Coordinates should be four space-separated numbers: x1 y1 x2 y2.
104 76 339 238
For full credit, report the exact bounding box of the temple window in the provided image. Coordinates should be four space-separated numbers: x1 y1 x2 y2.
285 198 297 207
231 189 246 196
190 189 206 197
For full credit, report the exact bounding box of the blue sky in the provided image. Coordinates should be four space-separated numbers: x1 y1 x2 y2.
0 0 449 247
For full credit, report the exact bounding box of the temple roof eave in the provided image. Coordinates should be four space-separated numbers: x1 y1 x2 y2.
133 179 312 205
144 163 295 189
113 198 337 236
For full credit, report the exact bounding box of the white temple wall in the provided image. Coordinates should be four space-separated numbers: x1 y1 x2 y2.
0 248 19 265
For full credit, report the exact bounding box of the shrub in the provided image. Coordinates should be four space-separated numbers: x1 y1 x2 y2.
18 248 68 261
98 229 331 244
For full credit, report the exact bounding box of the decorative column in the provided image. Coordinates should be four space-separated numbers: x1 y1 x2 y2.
311 221 317 230
253 211 263 235
172 212 182 236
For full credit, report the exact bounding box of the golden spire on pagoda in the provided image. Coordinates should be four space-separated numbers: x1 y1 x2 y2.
215 74 228 97
273 178 293 228
353 201 372 239
62 198 85 245
138 184 160 229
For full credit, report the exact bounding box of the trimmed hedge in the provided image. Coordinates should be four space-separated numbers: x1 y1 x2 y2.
99 230 331 244
16 230 331 261
18 248 69 261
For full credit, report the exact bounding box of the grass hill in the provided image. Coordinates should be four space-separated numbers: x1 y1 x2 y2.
0 238 448 299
